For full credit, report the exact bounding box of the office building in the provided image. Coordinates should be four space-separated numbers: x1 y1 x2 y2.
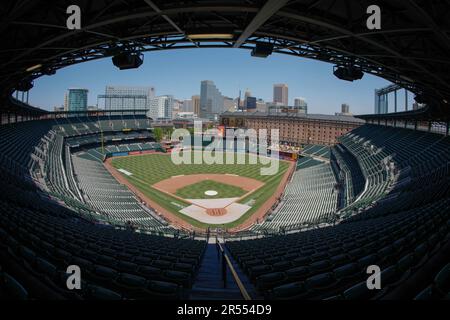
342 103 350 114
246 96 257 110
148 95 174 120
100 86 155 111
294 97 308 114
183 99 193 112
273 84 289 106
67 88 88 112
336 103 352 116
200 80 224 119
192 95 201 116
256 99 268 112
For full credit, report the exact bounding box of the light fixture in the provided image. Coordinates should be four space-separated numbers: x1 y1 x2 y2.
26 64 42 72
187 33 234 40
186 27 234 40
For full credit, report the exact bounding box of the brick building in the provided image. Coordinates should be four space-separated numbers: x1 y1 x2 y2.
220 111 365 146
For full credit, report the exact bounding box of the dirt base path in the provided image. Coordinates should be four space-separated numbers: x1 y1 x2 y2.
153 174 263 194
104 155 296 233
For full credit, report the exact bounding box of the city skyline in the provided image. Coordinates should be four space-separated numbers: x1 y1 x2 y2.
28 48 413 115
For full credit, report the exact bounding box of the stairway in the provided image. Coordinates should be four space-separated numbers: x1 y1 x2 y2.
189 243 261 300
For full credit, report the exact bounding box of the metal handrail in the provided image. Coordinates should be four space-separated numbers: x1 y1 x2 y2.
216 239 251 300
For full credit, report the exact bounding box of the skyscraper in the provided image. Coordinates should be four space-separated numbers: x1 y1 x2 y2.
341 103 350 114
244 89 252 107
67 88 88 112
273 84 289 106
246 97 257 110
183 99 193 112
200 80 224 119
192 95 201 116
101 86 154 111
148 95 174 120
336 103 352 116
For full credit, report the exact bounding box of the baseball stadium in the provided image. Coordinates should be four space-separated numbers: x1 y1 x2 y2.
0 0 449 303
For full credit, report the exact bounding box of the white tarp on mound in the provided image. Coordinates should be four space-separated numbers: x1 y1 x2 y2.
186 198 238 209
179 202 251 224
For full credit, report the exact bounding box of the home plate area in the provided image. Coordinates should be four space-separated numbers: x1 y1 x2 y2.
152 174 264 225
180 199 252 224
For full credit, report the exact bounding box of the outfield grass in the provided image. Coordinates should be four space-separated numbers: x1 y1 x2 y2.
111 152 289 229
175 180 247 199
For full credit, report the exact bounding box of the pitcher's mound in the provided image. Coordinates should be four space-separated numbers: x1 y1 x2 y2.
205 190 218 196
206 208 227 216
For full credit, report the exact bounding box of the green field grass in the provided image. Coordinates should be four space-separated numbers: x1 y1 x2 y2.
175 180 247 199
111 152 289 229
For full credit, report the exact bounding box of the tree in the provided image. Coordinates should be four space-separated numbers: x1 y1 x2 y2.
153 127 162 142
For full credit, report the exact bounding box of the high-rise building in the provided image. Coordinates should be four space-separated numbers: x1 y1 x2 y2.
273 84 289 106
223 96 237 112
246 97 257 110
67 88 88 112
64 92 69 111
294 97 308 114
183 99 193 112
148 95 174 120
244 89 252 107
341 103 350 114
101 86 155 111
200 80 224 119
336 103 352 116
192 95 201 116
172 99 183 118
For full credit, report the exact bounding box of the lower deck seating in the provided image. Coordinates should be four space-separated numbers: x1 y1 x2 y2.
0 197 206 300
228 197 450 299
71 154 168 230
252 163 337 232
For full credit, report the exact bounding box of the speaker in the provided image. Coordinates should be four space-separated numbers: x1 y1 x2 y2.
112 52 144 70
251 42 274 58
333 65 364 82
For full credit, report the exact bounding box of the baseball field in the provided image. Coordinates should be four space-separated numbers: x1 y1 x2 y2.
107 152 292 230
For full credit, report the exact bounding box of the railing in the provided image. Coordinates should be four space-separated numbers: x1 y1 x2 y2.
215 238 251 300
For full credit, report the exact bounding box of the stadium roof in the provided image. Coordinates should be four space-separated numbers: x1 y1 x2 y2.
221 111 366 124
1 0 450 118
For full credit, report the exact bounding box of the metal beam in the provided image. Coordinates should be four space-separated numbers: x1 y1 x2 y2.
407 0 450 51
143 0 184 35
277 10 450 93
234 0 290 48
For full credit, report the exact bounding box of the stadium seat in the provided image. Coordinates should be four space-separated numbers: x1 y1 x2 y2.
0 272 28 300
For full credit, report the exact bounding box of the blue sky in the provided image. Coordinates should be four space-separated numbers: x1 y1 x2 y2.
29 48 407 115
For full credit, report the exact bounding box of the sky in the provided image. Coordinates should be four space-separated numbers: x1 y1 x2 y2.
28 47 405 115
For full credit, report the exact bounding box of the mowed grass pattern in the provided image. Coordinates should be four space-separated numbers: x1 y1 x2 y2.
175 180 247 199
111 152 289 228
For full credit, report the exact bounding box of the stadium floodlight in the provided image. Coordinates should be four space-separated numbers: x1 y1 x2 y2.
186 27 234 40
112 52 144 70
26 64 42 72
333 65 364 82
251 42 274 58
